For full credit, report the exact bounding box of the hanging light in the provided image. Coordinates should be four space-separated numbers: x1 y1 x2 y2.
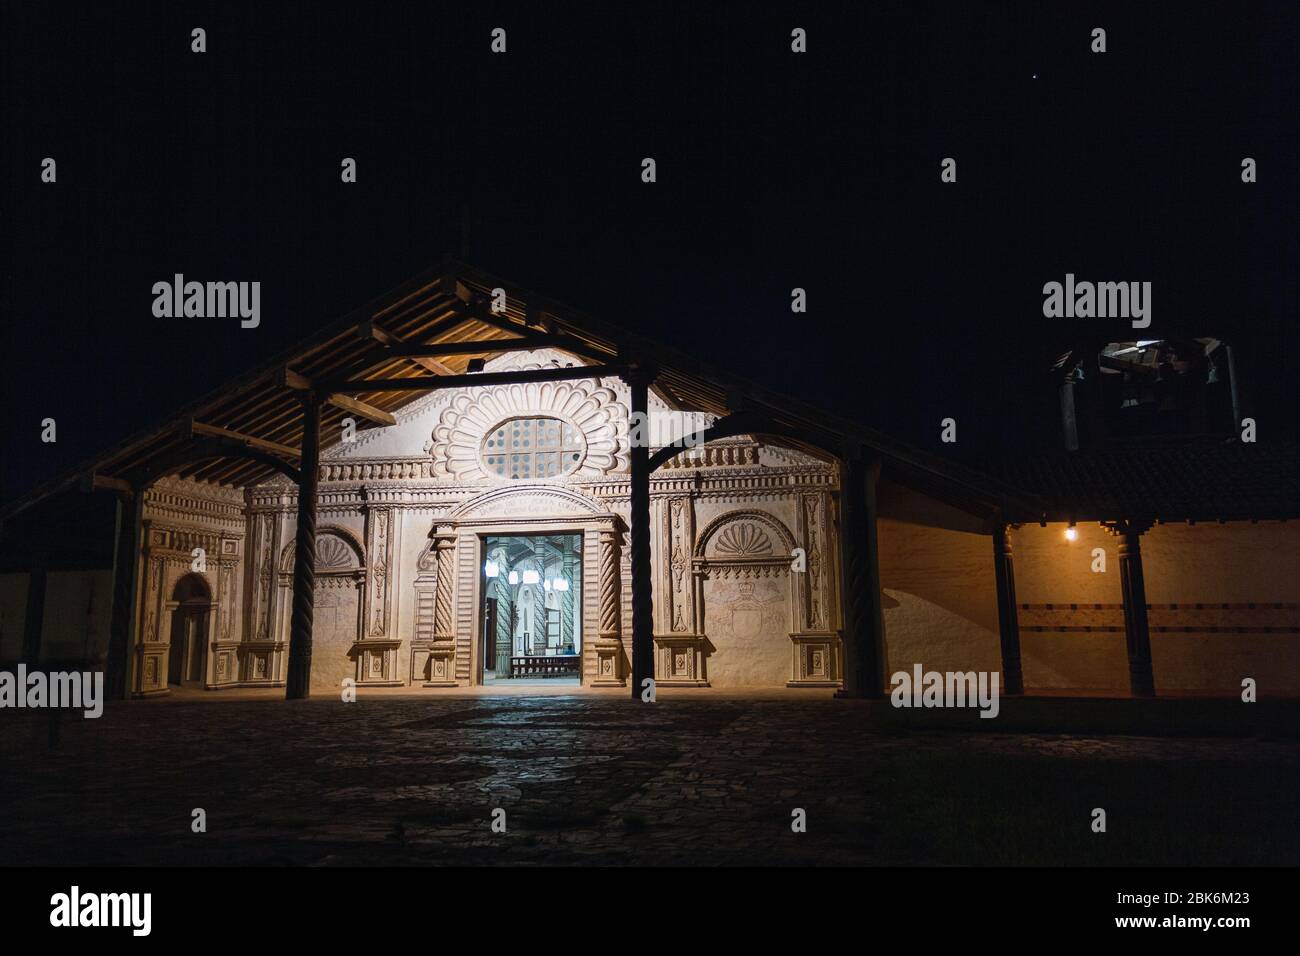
554 577 569 592
507 570 519 585
522 569 541 585
484 560 500 578
543 578 553 591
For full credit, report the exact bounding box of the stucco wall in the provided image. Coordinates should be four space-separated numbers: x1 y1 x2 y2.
874 476 1298 697
876 516 1002 680
1013 521 1300 694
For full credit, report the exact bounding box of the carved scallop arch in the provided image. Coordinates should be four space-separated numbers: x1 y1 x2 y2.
278 524 366 572
695 509 796 559
428 369 628 482
446 483 612 522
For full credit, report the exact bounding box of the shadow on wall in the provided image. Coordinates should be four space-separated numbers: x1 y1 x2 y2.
882 588 1001 677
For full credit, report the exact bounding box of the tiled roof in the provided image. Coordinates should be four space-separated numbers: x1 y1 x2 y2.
991 441 1300 523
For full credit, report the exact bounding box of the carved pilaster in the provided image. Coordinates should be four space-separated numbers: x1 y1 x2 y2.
665 495 695 632
362 495 394 638
419 526 458 686
251 511 276 641
800 491 830 630
354 492 400 684
591 524 625 686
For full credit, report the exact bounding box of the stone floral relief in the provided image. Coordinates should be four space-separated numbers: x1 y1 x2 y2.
427 368 627 482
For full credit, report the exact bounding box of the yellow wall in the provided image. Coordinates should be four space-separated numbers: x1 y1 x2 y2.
876 478 1299 696
1013 521 1300 695
876 481 1002 680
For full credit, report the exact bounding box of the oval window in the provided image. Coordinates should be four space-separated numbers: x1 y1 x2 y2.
481 417 586 479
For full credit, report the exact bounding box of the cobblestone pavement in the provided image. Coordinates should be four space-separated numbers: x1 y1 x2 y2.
1 693 1297 866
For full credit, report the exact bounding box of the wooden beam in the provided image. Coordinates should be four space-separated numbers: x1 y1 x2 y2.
358 320 455 376
323 363 626 394
187 419 301 459
386 336 529 357
276 367 314 390
443 275 473 303
466 301 532 337
325 393 396 426
81 473 135 495
468 296 619 363
386 334 548 357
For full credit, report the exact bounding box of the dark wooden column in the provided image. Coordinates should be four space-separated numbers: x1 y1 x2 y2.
838 451 887 698
991 523 1025 695
624 365 655 699
286 391 322 700
21 563 47 666
105 489 143 700
1106 519 1155 698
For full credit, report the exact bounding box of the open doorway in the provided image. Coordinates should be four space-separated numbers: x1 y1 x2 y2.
167 573 211 686
480 533 582 685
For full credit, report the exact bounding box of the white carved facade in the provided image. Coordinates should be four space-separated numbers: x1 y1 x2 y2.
129 350 842 694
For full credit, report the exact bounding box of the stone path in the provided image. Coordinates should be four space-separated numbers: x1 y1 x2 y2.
1 695 1296 866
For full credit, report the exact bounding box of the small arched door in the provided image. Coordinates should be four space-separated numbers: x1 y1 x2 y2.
168 574 212 686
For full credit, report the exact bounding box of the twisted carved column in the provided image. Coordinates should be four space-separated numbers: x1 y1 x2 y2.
599 528 621 640
592 524 625 686
432 530 457 643
286 392 321 699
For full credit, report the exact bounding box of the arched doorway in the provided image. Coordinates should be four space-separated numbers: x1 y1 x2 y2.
168 573 213 686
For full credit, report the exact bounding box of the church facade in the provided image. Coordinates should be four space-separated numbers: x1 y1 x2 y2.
126 352 843 695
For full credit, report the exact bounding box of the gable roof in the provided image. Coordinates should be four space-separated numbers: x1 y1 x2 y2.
0 256 1037 525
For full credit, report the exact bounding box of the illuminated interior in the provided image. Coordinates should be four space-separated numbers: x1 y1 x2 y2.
480 534 583 683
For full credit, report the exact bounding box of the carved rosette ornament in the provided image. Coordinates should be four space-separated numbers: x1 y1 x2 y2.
427 370 627 481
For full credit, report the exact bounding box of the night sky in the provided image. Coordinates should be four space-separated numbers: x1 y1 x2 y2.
3 1 1297 503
